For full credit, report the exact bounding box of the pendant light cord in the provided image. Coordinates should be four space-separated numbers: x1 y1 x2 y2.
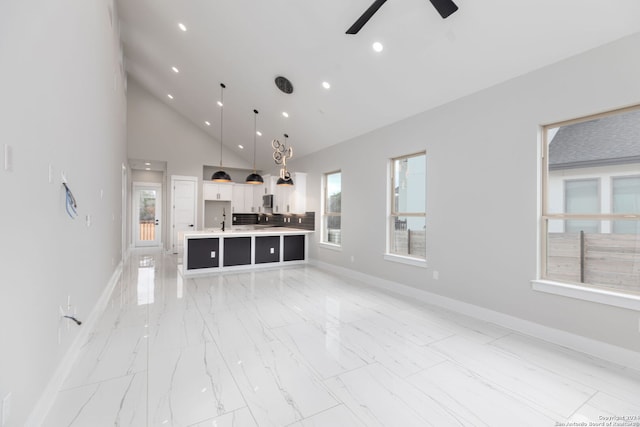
219 83 225 168
253 109 258 172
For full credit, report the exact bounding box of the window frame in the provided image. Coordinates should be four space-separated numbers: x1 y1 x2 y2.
387 151 426 263
321 170 342 248
539 105 640 305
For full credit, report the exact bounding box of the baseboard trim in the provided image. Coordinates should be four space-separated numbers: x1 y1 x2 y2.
26 261 124 427
310 260 640 373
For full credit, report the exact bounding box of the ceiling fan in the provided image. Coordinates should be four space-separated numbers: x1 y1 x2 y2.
346 0 458 34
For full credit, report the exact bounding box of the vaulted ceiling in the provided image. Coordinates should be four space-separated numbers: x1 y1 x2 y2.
117 0 640 170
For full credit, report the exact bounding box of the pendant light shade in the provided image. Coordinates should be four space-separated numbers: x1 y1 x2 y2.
245 109 264 184
276 176 294 186
212 83 232 182
212 170 231 182
246 172 263 184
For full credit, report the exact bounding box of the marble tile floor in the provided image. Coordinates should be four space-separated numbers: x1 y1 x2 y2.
43 249 640 426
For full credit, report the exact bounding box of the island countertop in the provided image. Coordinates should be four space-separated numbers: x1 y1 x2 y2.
184 227 314 238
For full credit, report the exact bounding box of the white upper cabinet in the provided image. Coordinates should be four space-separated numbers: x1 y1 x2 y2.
253 182 265 213
231 183 257 213
203 182 233 201
256 172 306 214
289 172 307 214
271 172 306 214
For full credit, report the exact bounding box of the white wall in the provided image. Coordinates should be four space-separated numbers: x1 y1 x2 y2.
0 0 127 425
294 33 640 353
126 79 253 230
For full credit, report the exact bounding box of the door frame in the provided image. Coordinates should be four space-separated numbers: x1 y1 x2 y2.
132 182 163 247
169 175 198 254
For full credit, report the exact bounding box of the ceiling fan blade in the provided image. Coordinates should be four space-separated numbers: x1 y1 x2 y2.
428 0 458 19
346 0 389 34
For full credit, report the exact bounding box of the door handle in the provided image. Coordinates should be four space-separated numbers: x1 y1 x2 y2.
188 224 194 227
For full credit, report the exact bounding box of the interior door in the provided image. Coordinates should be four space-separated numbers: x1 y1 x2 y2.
133 183 162 247
171 176 197 254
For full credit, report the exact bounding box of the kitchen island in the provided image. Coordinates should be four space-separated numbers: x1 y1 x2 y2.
183 227 313 275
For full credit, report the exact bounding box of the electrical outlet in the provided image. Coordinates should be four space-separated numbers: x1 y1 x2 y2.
48 164 53 183
210 251 216 258
270 248 274 254
86 214 91 227
433 270 440 280
350 255 355 263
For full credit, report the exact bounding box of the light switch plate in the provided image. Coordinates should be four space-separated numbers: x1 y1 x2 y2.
3 144 12 171
211 251 216 258
2 392 12 426
270 248 274 254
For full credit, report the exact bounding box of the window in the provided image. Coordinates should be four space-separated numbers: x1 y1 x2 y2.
388 152 426 259
612 176 640 234
542 106 640 295
564 179 600 233
322 171 341 246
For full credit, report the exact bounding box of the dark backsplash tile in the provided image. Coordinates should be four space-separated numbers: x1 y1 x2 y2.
232 212 315 230
231 213 259 225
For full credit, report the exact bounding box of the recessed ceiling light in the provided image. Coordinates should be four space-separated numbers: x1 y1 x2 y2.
144 162 151 166
238 145 244 149
205 121 211 126
322 81 331 89
372 42 384 52
217 101 223 107
282 112 289 118
256 131 262 136
178 23 187 32
145 168 151 171
171 66 179 73
167 94 174 99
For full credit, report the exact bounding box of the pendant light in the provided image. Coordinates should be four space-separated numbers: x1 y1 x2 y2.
245 109 264 184
274 133 294 186
276 174 294 186
212 83 232 182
